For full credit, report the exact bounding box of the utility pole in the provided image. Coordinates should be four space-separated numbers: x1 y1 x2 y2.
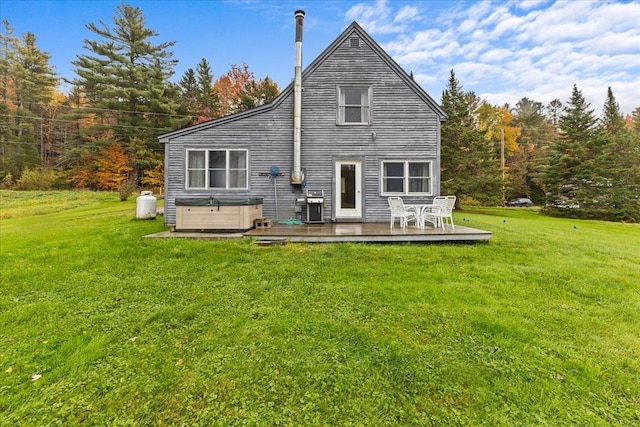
501 128 505 206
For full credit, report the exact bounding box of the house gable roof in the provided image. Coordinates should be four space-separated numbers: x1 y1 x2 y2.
159 21 446 143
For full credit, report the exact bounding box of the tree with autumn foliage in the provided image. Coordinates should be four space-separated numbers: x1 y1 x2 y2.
95 142 133 191
213 63 253 117
476 102 521 202
212 63 279 117
178 61 280 124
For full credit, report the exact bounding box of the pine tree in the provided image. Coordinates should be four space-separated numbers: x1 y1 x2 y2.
594 89 640 221
632 107 640 135
511 98 552 201
601 87 625 136
72 3 179 186
196 58 219 119
0 22 57 179
440 70 501 205
441 70 469 126
545 85 598 209
178 68 198 118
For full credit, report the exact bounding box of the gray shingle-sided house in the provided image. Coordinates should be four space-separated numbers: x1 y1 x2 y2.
159 11 447 231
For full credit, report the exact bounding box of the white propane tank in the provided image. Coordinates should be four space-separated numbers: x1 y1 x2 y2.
136 191 157 219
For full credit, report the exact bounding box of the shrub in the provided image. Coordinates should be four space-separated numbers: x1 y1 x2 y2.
1 173 14 189
14 167 62 191
117 180 136 201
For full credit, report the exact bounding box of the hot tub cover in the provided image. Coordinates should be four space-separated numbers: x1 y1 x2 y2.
175 197 263 206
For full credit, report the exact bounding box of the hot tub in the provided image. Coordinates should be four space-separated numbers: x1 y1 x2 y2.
175 197 263 231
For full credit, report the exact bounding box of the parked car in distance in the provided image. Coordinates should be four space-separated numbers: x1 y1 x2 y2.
506 197 533 207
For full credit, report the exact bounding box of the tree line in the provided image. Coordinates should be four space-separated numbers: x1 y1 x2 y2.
440 71 640 221
1 3 639 221
0 4 278 196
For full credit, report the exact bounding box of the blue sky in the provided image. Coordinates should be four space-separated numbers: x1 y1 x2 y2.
3 0 639 115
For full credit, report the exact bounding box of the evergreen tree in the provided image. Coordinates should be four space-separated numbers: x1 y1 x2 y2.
0 22 57 179
72 3 179 186
178 67 198 118
545 85 598 209
441 70 469 126
440 70 501 205
196 58 219 118
594 89 640 221
238 76 279 112
511 98 552 201
546 99 563 132
632 107 640 135
600 87 625 136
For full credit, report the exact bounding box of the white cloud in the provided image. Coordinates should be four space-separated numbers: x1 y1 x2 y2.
478 48 512 63
394 5 420 24
361 0 640 114
345 0 416 34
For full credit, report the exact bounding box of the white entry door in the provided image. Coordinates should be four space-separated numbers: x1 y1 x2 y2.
335 160 362 219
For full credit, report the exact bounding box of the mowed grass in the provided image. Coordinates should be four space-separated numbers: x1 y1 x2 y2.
1 190 639 426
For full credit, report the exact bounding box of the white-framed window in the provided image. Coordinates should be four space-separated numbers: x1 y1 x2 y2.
381 160 432 195
337 86 371 125
186 149 248 190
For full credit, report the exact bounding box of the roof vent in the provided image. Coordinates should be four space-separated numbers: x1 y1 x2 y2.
349 37 360 48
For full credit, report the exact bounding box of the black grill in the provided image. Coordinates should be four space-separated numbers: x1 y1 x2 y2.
305 190 324 223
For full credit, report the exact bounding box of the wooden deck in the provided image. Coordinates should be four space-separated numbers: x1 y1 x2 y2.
145 222 492 243
244 222 491 243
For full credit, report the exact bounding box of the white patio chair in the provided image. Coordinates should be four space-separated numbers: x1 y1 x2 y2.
423 195 456 230
422 196 446 229
387 197 418 230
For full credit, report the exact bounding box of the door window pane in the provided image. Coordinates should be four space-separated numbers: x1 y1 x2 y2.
341 164 356 208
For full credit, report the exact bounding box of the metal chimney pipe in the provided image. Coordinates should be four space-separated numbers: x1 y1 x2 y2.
292 10 305 184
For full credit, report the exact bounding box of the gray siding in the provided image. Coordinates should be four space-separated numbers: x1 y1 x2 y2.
164 98 301 225
161 25 443 226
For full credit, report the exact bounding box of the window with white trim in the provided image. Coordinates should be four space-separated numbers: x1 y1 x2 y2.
381 161 432 195
186 149 248 189
337 86 371 124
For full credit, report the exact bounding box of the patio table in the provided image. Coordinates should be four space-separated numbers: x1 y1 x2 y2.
405 204 441 229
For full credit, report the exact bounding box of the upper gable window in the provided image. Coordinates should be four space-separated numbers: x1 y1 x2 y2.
337 86 371 125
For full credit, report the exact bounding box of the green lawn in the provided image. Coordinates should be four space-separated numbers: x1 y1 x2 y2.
1 190 639 426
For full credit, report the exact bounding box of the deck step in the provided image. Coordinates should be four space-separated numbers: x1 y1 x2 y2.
255 238 288 246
